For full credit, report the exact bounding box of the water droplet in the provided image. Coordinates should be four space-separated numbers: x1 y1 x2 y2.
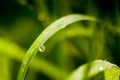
99 66 104 71
39 45 46 52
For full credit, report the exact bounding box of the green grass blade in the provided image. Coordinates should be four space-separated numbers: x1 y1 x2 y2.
65 60 119 80
0 38 67 79
105 66 120 80
17 14 96 80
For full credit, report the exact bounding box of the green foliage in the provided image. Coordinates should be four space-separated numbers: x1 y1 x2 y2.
0 0 120 80
17 14 96 80
66 60 120 80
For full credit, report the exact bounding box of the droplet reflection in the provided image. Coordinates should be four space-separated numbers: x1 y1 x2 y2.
39 45 46 52
99 66 104 71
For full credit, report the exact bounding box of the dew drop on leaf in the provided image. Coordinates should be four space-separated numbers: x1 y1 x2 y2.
39 45 46 52
99 66 104 71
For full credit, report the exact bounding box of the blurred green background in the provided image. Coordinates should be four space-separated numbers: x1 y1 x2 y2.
0 0 120 80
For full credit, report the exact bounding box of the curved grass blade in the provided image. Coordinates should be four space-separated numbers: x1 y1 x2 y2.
105 66 120 80
65 60 120 80
17 14 96 80
0 38 67 79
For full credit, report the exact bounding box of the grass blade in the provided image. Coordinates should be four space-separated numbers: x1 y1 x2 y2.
17 14 96 80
